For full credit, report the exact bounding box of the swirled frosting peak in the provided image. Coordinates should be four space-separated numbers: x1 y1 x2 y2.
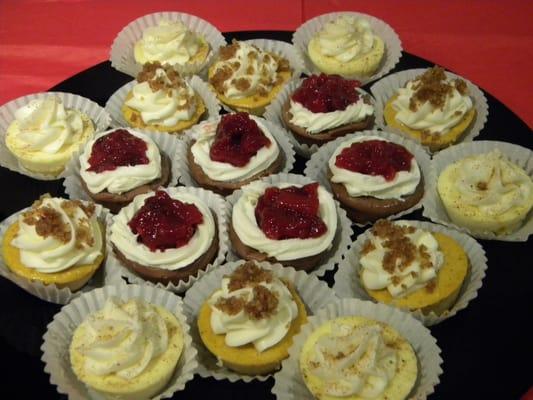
12 195 102 273
73 298 169 380
208 262 298 352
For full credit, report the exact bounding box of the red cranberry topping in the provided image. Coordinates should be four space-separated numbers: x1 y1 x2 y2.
335 140 414 181
254 183 327 240
87 129 149 173
128 190 204 252
209 112 271 167
291 74 361 113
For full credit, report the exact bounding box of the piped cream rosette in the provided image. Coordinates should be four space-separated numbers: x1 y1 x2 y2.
371 68 488 152
41 284 197 400
264 78 376 157
226 173 352 277
334 220 488 325
271 298 442 400
182 260 338 382
105 186 230 293
110 11 226 77
292 12 402 84
176 116 296 188
0 92 110 180
424 141 533 241
0 201 111 304
304 130 431 226
105 75 220 134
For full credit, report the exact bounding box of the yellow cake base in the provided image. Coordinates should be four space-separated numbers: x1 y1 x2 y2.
70 306 183 400
197 283 307 375
2 222 105 291
364 232 469 315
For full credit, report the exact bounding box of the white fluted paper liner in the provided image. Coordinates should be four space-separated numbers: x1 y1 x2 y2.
334 219 487 326
105 186 230 293
41 284 198 399
264 78 376 157
292 12 403 84
104 75 221 133
63 127 182 202
304 130 431 227
176 116 296 190
0 203 112 304
370 68 489 152
226 173 353 277
215 39 305 114
110 11 226 78
0 92 111 180
182 259 338 382
423 140 533 241
272 298 442 399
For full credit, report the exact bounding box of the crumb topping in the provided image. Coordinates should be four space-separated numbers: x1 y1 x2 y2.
137 61 187 94
214 296 246 316
227 261 273 291
408 66 469 111
245 285 279 320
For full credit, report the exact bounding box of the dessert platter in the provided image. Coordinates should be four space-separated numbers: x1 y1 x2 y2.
0 11 531 400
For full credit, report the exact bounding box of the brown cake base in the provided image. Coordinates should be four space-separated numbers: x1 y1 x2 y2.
328 168 425 224
229 223 327 272
113 215 219 285
187 141 285 196
281 97 375 147
81 152 172 214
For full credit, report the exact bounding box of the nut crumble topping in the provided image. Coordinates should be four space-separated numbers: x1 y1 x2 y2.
227 261 273 292
137 62 187 94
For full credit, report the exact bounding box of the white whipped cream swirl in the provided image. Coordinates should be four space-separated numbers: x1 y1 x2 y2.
393 78 473 134
209 275 298 352
125 68 197 127
360 222 444 297
74 298 169 380
190 117 280 182
307 322 397 398
79 130 162 195
134 19 202 66
329 136 421 200
12 197 102 273
232 181 337 261
110 189 215 270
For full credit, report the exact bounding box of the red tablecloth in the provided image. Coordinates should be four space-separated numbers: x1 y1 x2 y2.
0 0 532 129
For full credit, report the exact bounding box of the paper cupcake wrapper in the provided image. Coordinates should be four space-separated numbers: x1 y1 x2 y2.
105 186 230 293
370 68 489 152
110 11 226 78
423 140 533 241
271 298 442 399
41 284 198 399
216 39 305 114
63 127 182 203
0 92 111 181
263 78 376 158
182 259 338 382
0 203 112 305
292 12 403 84
105 75 221 133
225 173 353 277
176 116 296 191
334 219 487 326
304 130 431 227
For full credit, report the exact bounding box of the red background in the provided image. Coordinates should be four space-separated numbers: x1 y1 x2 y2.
0 0 532 129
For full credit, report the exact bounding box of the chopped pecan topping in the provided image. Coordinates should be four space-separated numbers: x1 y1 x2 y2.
361 240 376 255
227 261 273 292
233 77 251 92
219 41 239 60
136 62 186 94
210 65 233 93
23 206 71 243
244 285 279 320
215 296 246 315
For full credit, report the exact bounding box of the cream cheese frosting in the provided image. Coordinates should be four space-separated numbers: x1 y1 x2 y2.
190 117 280 182
306 321 397 398
208 274 298 352
12 197 102 273
329 136 421 200
79 129 162 195
124 68 197 126
134 19 202 66
360 221 444 297
72 298 169 380
232 181 337 261
110 188 215 270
